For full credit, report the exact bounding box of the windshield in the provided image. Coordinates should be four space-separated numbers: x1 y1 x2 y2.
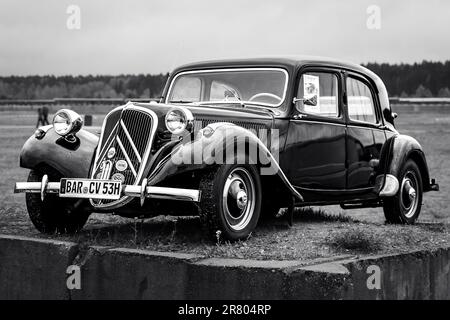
166 68 288 107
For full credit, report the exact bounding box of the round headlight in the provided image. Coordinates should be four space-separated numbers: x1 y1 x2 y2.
165 107 193 135
53 109 83 137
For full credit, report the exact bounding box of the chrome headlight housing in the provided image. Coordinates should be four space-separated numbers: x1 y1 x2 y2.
52 109 83 137
165 107 194 135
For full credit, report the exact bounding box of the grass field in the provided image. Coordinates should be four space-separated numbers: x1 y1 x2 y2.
0 105 449 260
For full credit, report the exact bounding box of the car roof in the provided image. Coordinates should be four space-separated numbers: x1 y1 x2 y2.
173 55 378 79
167 55 392 119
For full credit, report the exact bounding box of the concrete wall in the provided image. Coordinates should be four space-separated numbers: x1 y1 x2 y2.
0 235 448 300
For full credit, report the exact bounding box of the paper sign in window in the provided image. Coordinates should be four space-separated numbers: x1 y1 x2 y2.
303 74 320 112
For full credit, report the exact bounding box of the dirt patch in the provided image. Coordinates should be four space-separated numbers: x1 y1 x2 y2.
326 228 383 254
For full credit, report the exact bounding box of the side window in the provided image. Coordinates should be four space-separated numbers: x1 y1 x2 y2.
347 77 377 124
297 72 339 117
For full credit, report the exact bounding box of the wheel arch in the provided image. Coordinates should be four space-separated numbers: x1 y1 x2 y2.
407 150 430 191
381 134 431 192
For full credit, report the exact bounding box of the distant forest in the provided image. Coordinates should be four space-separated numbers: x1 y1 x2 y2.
365 61 450 97
0 74 169 100
1 61 450 99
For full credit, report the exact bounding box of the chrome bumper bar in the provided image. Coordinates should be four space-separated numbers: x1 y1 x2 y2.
14 175 201 204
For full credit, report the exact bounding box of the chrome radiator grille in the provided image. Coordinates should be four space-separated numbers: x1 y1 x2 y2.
91 106 157 208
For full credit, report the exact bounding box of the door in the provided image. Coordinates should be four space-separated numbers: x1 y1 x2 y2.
283 70 347 192
345 74 386 190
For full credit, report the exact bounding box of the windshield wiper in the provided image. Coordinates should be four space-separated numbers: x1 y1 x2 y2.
221 85 245 107
169 100 195 104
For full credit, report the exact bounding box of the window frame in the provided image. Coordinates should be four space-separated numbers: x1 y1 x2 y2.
344 73 381 127
165 67 289 108
168 75 203 102
294 67 344 123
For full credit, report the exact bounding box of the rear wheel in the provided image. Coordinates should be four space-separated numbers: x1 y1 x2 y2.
383 159 423 224
199 165 262 241
26 170 90 234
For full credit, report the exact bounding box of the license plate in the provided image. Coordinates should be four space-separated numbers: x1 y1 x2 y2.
60 179 122 200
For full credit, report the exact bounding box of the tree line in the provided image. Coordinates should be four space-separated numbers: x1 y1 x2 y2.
364 61 450 97
0 74 169 100
0 61 449 99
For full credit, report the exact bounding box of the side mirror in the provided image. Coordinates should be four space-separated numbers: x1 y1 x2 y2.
293 95 318 112
304 95 318 107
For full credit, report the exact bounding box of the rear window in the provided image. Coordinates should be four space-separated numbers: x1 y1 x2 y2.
347 77 377 124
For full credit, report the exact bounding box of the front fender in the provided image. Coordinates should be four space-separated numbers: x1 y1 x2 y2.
20 128 98 178
379 134 431 191
148 123 303 201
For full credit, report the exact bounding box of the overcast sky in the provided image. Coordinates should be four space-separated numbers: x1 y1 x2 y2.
0 0 449 75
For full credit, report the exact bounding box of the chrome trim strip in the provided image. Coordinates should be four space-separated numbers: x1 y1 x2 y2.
15 181 60 193
166 67 289 108
346 124 386 132
290 119 346 127
116 135 137 177
14 181 200 202
124 185 200 202
40 174 48 201
297 186 372 192
92 106 123 173
120 119 142 163
347 118 381 126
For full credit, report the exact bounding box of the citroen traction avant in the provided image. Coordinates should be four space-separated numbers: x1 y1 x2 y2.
14 57 439 240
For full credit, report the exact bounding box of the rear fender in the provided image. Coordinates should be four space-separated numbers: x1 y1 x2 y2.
378 134 431 191
20 128 98 178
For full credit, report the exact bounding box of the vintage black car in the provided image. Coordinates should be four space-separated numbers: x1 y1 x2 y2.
14 56 439 240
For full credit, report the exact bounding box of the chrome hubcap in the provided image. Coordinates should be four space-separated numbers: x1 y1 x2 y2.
236 190 248 209
222 168 255 231
400 171 419 218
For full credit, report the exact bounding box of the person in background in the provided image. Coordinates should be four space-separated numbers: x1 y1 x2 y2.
36 107 44 128
42 106 49 125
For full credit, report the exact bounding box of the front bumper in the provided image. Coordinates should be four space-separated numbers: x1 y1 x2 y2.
14 175 201 204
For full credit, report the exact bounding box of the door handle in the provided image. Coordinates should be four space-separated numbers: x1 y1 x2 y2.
293 114 307 120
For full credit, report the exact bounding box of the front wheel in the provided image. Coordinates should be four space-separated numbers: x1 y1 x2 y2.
383 159 423 224
199 165 262 241
26 170 91 234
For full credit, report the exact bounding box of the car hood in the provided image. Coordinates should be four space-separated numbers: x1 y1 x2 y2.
132 102 275 130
